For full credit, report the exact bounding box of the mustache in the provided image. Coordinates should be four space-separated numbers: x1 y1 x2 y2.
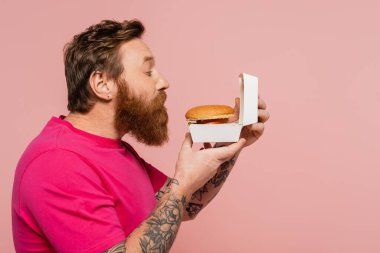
156 91 167 104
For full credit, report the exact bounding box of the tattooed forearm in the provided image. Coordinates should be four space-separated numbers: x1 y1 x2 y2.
185 202 204 218
209 157 236 187
191 185 208 201
104 179 187 252
209 161 231 187
155 189 165 201
102 240 126 253
139 194 187 253
140 179 186 253
166 178 179 189
155 178 179 201
184 156 237 220
190 156 236 203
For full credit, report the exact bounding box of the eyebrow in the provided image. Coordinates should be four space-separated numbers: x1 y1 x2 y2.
143 56 155 63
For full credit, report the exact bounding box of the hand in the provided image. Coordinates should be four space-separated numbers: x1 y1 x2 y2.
228 96 270 148
174 133 246 195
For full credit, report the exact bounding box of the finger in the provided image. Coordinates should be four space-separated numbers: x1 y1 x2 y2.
213 138 246 161
181 132 193 151
227 97 240 123
234 97 240 117
250 122 265 133
258 97 267 110
258 109 270 123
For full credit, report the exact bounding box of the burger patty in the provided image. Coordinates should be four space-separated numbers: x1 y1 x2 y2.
195 118 230 124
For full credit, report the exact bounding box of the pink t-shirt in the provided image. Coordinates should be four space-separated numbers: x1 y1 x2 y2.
12 116 168 253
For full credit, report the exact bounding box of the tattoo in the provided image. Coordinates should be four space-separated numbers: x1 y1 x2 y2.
185 156 237 218
103 240 126 253
106 179 185 252
139 194 187 253
155 189 165 201
166 178 179 191
155 178 179 201
209 157 236 187
191 185 208 201
185 202 203 219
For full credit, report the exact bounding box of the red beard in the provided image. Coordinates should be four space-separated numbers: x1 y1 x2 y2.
114 80 169 146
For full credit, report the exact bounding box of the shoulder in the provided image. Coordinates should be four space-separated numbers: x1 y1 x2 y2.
20 148 100 192
13 148 105 214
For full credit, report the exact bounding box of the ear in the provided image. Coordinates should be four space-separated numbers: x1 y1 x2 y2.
89 71 115 101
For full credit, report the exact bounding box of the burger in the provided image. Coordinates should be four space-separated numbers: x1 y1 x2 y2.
185 105 236 125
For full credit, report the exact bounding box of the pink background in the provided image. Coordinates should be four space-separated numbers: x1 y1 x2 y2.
1 0 380 252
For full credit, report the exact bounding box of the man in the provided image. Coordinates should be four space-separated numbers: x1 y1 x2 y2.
12 19 270 253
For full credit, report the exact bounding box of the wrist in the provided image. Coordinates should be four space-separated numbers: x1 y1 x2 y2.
169 177 193 201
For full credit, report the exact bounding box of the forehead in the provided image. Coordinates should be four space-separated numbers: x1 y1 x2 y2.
119 38 153 66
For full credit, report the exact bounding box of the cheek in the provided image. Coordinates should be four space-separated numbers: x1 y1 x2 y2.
142 79 158 99
131 81 151 97
127 73 157 100
139 85 156 104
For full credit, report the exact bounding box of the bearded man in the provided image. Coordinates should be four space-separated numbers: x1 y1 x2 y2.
12 20 270 253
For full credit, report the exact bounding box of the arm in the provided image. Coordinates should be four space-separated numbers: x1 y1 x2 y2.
105 163 238 253
184 152 239 220
103 134 246 252
104 179 191 253
155 145 240 221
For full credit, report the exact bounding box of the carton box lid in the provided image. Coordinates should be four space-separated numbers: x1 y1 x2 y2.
239 73 258 126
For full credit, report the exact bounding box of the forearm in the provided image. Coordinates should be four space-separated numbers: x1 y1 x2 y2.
104 179 190 253
184 151 240 220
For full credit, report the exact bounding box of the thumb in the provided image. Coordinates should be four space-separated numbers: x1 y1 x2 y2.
234 97 240 118
213 138 246 161
228 97 240 123
181 132 193 151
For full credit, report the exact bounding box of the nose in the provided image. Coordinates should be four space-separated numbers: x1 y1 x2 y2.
156 76 170 91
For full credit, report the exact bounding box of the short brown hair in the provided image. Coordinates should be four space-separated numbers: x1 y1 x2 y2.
64 19 144 113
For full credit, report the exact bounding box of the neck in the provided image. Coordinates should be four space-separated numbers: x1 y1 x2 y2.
64 107 122 139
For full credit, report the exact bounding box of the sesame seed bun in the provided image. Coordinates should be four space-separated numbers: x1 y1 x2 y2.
185 105 235 121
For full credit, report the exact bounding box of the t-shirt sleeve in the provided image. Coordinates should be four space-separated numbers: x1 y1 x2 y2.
20 149 126 253
140 158 169 193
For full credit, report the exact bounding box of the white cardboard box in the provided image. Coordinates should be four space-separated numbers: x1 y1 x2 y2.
188 73 258 143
